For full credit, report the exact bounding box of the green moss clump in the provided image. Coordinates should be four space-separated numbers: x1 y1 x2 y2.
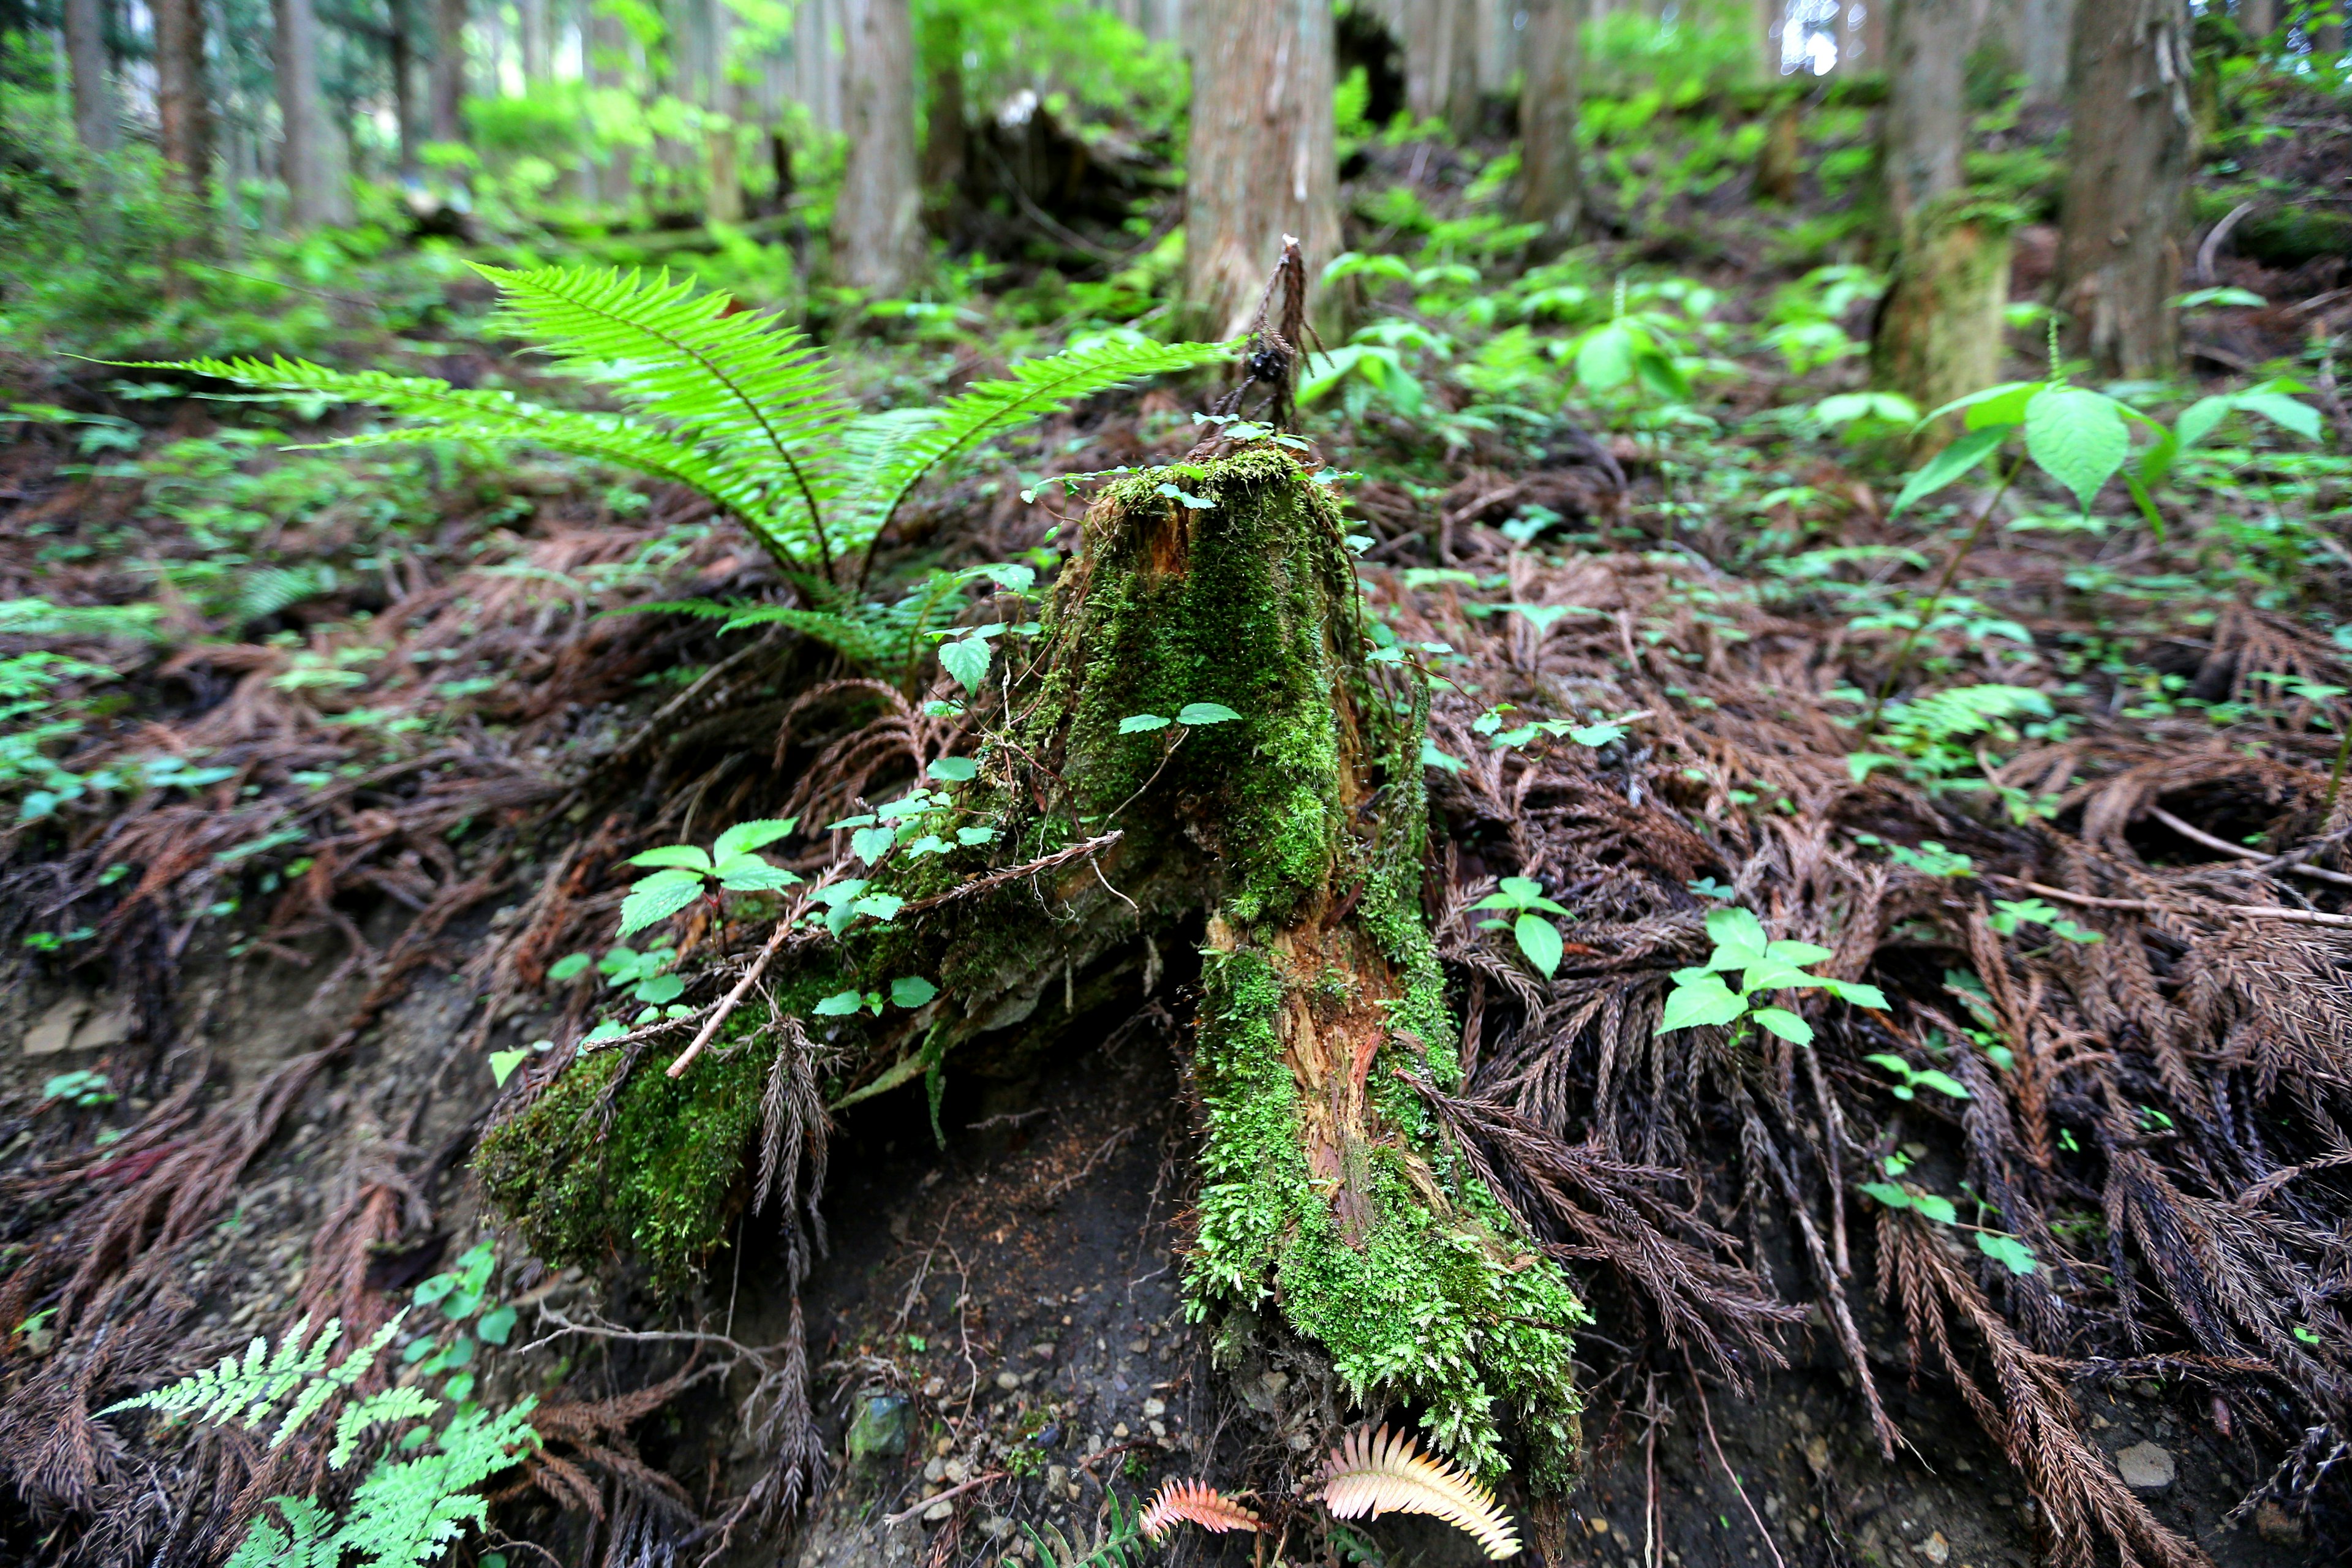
475 1024 771 1295
1186 943 1588 1488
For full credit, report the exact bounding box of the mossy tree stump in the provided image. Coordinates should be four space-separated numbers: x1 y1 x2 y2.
482 444 1587 1482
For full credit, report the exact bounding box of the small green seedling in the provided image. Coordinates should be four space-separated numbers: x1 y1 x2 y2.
1117 701 1242 733
618 819 801 935
1474 876 1570 979
813 975 938 1019
1988 897 2102 944
1864 1053 1972 1101
42 1069 115 1107
1657 907 1885 1044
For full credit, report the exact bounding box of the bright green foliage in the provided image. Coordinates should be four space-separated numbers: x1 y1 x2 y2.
137 265 1228 578
1988 897 2103 944
1657 907 1884 1044
1021 1490 1148 1567
1863 1052 1972 1101
1849 685 2052 791
1470 876 1570 978
102 1315 410 1453
618 817 801 935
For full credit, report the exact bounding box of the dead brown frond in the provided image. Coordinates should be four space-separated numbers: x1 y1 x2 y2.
1316 1423 1522 1560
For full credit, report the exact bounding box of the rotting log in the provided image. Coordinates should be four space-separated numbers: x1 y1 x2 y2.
480 445 1586 1483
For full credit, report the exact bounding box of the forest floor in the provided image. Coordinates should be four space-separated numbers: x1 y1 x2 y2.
3 80 2352 1568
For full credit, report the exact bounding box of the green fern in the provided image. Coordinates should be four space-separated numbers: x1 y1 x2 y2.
1852 684 2054 793
104 1314 538 1568
102 1313 407 1452
620 562 1021 688
134 265 1231 582
1023 1492 1150 1567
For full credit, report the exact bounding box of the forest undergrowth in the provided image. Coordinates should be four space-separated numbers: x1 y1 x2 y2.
3 55 2352 1568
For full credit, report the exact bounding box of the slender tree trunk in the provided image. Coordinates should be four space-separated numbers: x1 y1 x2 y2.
2019 0 2075 101
64 0 115 153
153 0 214 223
1183 0 1341 339
2053 0 2193 377
918 6 965 222
591 0 635 205
1444 0 1479 135
1871 203 2013 420
1403 0 1443 121
390 0 421 177
834 0 922 296
521 0 550 80
1518 0 1581 246
1881 0 1969 222
430 0 467 143
276 0 349 227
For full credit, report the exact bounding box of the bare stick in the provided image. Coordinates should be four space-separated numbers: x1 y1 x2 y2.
668 911 801 1079
2147 805 2352 886
1989 875 2352 927
1684 1351 1789 1568
883 1470 1008 1528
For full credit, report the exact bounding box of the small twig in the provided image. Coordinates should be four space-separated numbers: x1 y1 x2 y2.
2147 805 2352 886
666 908 804 1079
1988 875 2352 927
2196 200 2257 283
1683 1352 1788 1568
900 831 1125 916
883 1470 1008 1526
1104 731 1189 823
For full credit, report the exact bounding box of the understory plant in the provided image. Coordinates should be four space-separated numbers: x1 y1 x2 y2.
141 265 1230 590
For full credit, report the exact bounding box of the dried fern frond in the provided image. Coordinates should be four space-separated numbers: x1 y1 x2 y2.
1139 1477 1262 1542
1316 1424 1522 1560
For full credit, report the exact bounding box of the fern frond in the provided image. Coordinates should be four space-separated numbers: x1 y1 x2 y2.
473 264 856 548
1022 1491 1148 1567
102 1314 409 1449
1316 1424 1523 1560
1882 684 2051 744
224 1496 341 1568
140 356 810 568
844 337 1234 543
1139 1478 1262 1542
334 1400 539 1567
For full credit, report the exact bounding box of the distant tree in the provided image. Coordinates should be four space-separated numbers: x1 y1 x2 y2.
429 0 467 144
834 0 922 295
1184 0 1341 338
1518 0 1581 245
520 0 550 80
277 0 353 226
64 0 115 153
2019 0 2076 102
1871 0 2010 421
2052 0 2194 377
153 0 215 219
1403 0 1477 135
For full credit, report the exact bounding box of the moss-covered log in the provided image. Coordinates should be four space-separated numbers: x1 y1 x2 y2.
480 443 1586 1480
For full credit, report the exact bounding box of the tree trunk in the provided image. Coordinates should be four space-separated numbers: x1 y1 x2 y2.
590 0 633 205
703 0 742 222
2019 0 2075 102
1881 0 1969 224
1183 0 1341 339
1518 0 1581 246
430 0 467 144
918 7 965 213
1445 0 1480 136
1756 96 1801 200
2052 0 2194 377
153 0 214 219
64 0 115 153
520 0 549 80
833 0 922 295
390 0 420 178
1403 0 1443 122
1871 202 2014 421
276 0 350 228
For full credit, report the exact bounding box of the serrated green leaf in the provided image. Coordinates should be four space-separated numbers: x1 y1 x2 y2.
850 825 896 864
1177 701 1242 726
627 845 712 872
1913 1192 1959 1224
1764 938 1834 967
2024 385 2128 512
1514 914 1564 979
489 1049 529 1087
813 990 863 1016
1749 1006 1814 1044
890 976 940 1008
713 818 797 858
929 756 979 782
618 868 705 936
1975 1231 2038 1275
547 952 592 982
1822 978 1890 1009
1658 971 1746 1033
1891 424 2011 517
1119 712 1172 733
1859 1181 1913 1211
939 637 992 695
1912 1068 1973 1100
1703 906 1771 968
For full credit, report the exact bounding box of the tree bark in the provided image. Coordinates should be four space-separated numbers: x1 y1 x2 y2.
703 0 742 222
276 0 350 228
833 0 922 295
389 0 420 178
430 0 468 144
1183 0 1341 339
2052 0 2194 378
64 0 115 153
1444 0 1480 135
2019 0 2075 102
918 7 965 206
1518 0 1581 246
1402 0 1444 122
1871 202 2014 420
520 0 549 80
1881 0 1969 224
153 0 214 218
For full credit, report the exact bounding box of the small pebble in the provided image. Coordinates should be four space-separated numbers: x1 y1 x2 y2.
995 1370 1022 1391
1140 1398 1165 1419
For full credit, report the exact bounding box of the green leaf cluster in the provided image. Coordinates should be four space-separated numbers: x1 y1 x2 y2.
1472 876 1571 979
619 817 800 935
1656 907 1885 1044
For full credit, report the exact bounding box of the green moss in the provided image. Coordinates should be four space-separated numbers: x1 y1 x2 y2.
475 1019 772 1295
1185 941 1588 1489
